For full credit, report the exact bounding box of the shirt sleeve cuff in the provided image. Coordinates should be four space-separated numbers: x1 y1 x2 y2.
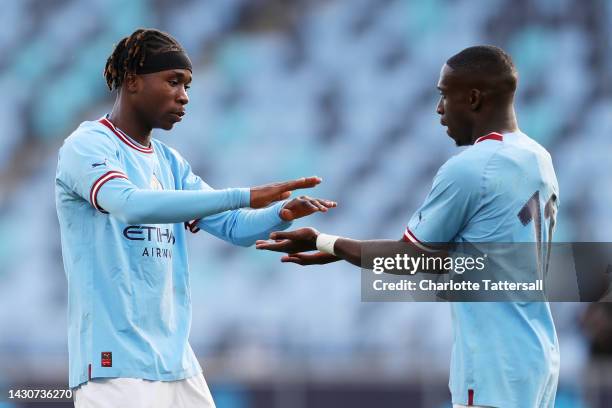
273 199 292 221
251 200 293 229
237 188 250 208
402 228 440 253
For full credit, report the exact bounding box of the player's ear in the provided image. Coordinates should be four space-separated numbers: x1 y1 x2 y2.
469 88 482 110
124 73 140 94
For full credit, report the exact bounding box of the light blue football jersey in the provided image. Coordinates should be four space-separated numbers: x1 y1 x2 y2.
403 131 560 408
56 117 289 388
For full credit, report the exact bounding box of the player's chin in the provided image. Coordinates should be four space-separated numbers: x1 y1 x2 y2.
161 123 175 130
159 118 179 130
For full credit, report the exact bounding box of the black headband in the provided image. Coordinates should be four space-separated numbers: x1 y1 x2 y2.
135 50 192 74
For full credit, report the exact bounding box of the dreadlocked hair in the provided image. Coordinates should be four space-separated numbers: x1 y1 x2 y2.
103 28 184 91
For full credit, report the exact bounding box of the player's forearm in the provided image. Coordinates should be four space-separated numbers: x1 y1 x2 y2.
97 186 250 224
331 238 443 274
199 201 292 247
330 238 363 267
332 239 400 268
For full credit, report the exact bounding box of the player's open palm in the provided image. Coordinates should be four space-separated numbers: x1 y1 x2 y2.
255 228 319 253
250 177 322 208
280 196 337 221
280 252 339 265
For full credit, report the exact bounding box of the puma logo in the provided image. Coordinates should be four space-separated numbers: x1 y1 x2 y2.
92 159 108 168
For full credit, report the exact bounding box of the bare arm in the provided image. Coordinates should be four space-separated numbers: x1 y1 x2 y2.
256 228 447 273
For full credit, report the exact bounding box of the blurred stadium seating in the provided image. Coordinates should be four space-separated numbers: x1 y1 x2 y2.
1 0 611 406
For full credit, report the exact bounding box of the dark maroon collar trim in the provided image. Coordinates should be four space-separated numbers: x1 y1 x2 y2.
99 117 154 154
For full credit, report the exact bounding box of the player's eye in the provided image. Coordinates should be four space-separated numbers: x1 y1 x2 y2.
168 79 179 86
184 84 191 91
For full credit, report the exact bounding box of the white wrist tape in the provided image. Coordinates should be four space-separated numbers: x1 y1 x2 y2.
316 233 339 255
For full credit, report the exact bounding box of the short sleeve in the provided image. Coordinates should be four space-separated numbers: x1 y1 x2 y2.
403 157 481 249
56 129 128 213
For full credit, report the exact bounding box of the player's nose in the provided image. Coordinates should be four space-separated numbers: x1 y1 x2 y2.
177 86 189 105
436 97 444 115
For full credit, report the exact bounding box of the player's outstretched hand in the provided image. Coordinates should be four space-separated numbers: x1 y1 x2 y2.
279 196 337 221
250 177 322 208
255 228 320 253
280 252 339 265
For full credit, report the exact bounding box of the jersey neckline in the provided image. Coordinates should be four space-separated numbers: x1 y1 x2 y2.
98 117 154 154
474 132 504 144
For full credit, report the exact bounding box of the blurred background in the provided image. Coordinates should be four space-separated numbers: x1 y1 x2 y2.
1 0 611 406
